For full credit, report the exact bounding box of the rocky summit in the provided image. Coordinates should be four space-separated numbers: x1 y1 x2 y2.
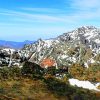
21 26 100 68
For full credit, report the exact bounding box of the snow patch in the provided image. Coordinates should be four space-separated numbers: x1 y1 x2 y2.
69 78 100 91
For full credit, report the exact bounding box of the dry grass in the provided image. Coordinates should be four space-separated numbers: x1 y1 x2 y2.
0 77 100 100
0 78 61 100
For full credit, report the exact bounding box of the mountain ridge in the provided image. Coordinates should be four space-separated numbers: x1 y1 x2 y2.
0 26 100 91
0 26 99 68
0 40 34 49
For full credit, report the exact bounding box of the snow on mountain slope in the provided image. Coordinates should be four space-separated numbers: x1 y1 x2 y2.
58 26 100 47
0 26 99 71
22 26 100 68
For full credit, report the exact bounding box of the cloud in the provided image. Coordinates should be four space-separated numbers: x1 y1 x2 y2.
71 0 100 10
0 8 76 24
0 0 100 42
62 0 100 22
21 7 65 14
0 0 100 27
0 9 61 22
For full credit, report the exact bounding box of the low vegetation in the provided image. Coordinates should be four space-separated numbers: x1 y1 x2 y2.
69 63 100 82
0 62 99 100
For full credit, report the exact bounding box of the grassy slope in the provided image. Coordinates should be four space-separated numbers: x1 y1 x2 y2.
0 66 99 100
0 77 100 100
0 78 61 100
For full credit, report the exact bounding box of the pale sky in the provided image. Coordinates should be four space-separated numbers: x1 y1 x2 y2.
0 0 100 41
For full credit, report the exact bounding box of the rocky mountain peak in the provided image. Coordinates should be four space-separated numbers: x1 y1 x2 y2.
77 26 97 31
25 26 100 68
58 26 100 45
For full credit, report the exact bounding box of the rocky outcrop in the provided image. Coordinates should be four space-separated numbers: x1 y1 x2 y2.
0 48 24 67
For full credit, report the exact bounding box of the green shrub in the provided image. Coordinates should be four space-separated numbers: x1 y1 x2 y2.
21 61 44 78
0 87 5 94
44 77 97 100
10 67 21 78
0 67 10 79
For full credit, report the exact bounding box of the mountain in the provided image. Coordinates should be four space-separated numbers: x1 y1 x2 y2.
0 26 100 92
22 26 100 68
0 26 99 70
0 40 34 49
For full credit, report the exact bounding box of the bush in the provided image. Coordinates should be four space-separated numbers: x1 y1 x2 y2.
0 67 10 79
10 67 22 78
69 63 84 79
45 67 56 75
0 66 22 80
0 87 5 94
44 77 97 100
21 61 44 78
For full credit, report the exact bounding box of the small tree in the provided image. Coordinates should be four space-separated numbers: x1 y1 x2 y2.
21 61 44 78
